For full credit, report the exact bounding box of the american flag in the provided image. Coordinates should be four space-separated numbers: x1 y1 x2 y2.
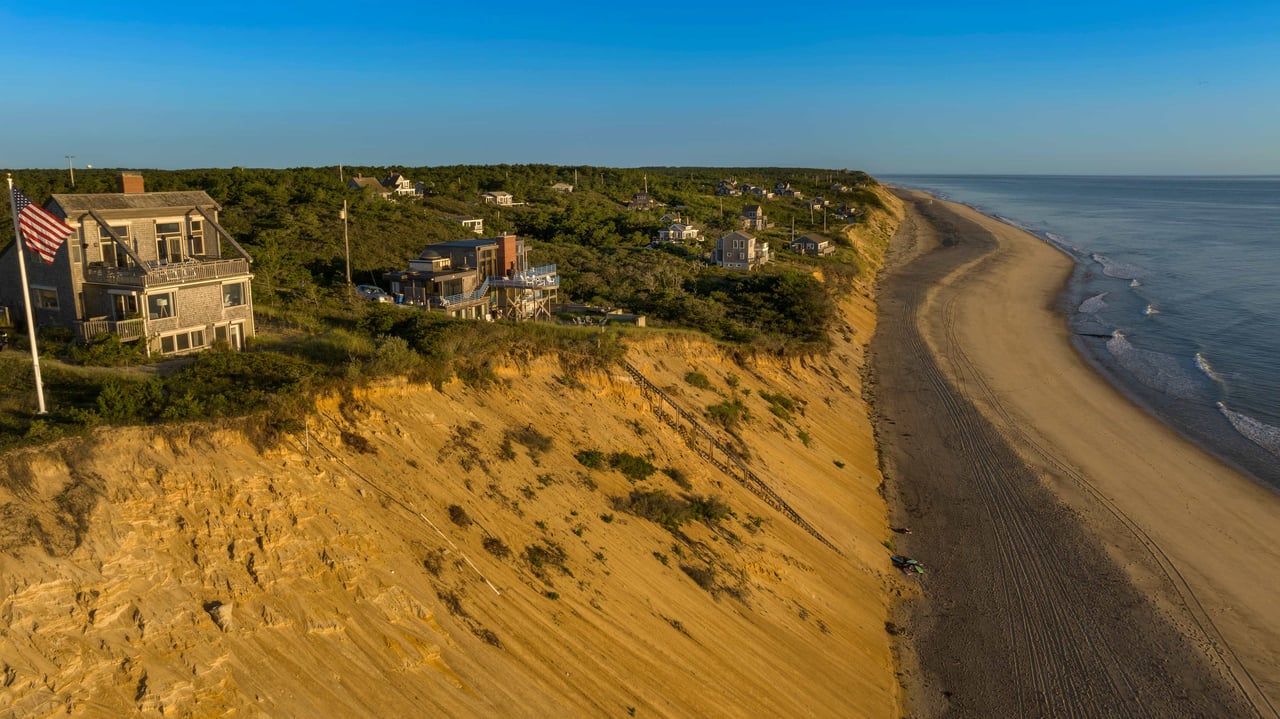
12 187 73 264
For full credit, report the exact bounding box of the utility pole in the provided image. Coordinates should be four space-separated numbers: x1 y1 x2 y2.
65 155 75 188
339 163 344 183
341 199 351 286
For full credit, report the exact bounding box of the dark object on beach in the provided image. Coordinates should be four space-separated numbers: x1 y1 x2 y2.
890 526 912 534
891 555 925 574
0 331 7 351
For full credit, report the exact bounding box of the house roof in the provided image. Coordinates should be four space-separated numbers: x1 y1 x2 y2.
351 177 388 192
483 190 512 197
720 231 756 244
668 224 694 231
797 233 830 244
743 204 762 213
433 238 498 250
50 191 218 213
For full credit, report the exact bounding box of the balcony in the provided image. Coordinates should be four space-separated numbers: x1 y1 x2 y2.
488 264 559 289
83 258 250 288
78 317 146 343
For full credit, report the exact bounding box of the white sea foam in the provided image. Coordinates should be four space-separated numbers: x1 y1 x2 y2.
1144 304 1159 316
1078 293 1109 314
1218 403 1280 459
1130 279 1141 288
1091 253 1147 280
1106 331 1206 401
1195 353 1222 383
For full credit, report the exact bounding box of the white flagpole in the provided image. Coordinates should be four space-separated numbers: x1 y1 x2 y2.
6 174 49 414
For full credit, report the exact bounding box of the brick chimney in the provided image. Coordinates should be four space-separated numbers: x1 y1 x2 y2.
119 173 145 193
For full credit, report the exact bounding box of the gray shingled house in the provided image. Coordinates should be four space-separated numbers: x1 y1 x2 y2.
0 173 256 355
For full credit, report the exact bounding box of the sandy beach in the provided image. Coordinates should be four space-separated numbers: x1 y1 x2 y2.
872 190 1280 717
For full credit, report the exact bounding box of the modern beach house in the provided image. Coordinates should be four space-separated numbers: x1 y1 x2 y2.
0 173 256 355
385 233 560 320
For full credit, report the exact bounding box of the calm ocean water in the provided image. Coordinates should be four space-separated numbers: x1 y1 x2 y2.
883 175 1280 490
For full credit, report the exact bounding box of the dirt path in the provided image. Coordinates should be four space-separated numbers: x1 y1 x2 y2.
869 193 1255 718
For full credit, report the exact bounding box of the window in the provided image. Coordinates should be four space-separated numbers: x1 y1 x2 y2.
71 227 83 264
222 282 245 308
33 287 58 310
98 225 130 267
156 221 183 263
112 294 140 320
148 292 175 320
159 328 207 355
188 219 205 256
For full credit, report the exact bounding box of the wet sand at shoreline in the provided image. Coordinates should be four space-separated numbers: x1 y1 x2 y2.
870 191 1279 717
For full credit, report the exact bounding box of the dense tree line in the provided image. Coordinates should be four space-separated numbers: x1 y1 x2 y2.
2 163 880 352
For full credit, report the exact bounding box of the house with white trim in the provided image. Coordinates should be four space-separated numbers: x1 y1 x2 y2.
0 173 255 355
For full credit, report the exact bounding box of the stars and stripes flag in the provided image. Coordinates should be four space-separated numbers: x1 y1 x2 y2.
12 187 73 264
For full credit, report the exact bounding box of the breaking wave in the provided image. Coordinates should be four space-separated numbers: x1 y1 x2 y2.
1105 331 1207 401
1218 403 1280 459
1195 353 1222 383
1130 279 1141 288
1144 304 1159 316
1092 253 1147 280
1078 293 1109 314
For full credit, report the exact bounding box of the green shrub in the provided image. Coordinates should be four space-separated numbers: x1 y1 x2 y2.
608 451 657 482
680 564 717 591
614 489 688 530
505 424 553 458
482 536 511 558
662 467 692 490
686 495 732 523
575 449 606 469
684 371 712 390
759 391 796 421
706 399 747 430
522 540 569 578
69 334 147 367
448 504 473 528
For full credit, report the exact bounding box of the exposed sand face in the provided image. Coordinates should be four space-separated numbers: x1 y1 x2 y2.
0 297 902 716
874 191 1280 718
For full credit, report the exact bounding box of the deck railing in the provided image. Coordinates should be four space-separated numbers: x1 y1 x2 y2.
489 264 559 289
83 258 250 288
434 279 490 308
78 317 146 342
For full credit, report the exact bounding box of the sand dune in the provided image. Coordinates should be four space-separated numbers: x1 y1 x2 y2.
0 292 903 717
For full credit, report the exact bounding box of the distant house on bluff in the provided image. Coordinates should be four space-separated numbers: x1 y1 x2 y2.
349 175 391 199
714 231 771 270
0 173 256 355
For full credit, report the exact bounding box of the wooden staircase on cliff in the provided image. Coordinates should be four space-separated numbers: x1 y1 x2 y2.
621 362 841 555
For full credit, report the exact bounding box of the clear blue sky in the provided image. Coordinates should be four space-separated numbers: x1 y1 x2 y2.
3 1 1277 174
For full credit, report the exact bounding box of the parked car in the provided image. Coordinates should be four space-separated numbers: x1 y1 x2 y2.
356 284 393 303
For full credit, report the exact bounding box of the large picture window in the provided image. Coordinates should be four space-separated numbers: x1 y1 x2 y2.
148 292 175 320
222 282 245 308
